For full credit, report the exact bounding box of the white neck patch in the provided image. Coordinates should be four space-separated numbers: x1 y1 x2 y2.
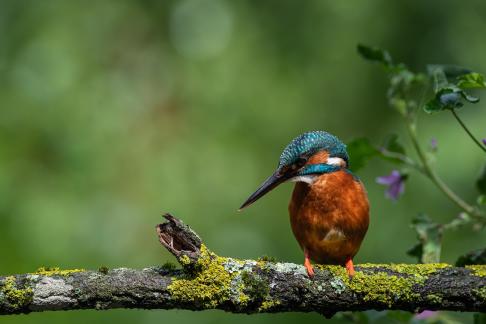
289 175 317 185
327 157 346 168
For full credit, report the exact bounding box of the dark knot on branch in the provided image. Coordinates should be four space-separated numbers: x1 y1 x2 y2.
156 213 203 267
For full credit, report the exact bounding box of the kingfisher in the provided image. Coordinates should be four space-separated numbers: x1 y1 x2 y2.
239 131 369 278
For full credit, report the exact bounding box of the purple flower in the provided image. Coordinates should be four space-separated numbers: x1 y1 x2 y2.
376 170 406 201
414 310 437 320
430 138 438 151
482 138 486 146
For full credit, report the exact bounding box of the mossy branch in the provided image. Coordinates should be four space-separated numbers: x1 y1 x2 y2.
0 214 485 317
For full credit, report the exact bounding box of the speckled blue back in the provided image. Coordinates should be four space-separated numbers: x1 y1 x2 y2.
278 131 348 167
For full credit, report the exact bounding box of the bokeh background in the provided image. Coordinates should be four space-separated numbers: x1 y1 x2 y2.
1 0 485 323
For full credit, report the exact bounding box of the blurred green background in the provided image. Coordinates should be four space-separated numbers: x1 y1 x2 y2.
1 0 485 323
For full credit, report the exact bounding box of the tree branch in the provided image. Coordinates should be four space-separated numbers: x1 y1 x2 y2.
1 213 485 317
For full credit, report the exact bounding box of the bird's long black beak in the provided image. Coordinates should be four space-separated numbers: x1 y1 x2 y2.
239 170 289 211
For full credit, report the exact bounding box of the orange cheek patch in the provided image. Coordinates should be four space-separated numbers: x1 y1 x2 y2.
306 151 329 165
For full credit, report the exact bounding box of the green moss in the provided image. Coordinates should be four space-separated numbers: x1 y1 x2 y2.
238 289 250 306
255 260 272 272
258 300 280 311
33 266 84 277
161 262 177 271
241 271 269 302
168 245 236 308
359 263 450 277
168 246 273 308
466 265 486 277
315 263 449 280
98 266 109 274
179 255 191 267
168 255 452 310
473 287 486 301
316 263 450 307
1 276 33 311
315 264 348 277
346 272 418 306
257 255 276 263
426 293 443 304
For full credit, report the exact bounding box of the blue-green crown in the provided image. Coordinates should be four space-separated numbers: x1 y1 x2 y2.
278 131 348 167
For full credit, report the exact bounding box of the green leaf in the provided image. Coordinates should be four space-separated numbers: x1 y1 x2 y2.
346 138 379 172
427 64 471 78
388 98 408 116
347 136 408 171
424 66 483 114
438 88 463 108
386 69 425 115
377 134 407 165
478 195 486 205
357 44 392 67
423 86 480 113
429 66 449 92
423 97 444 113
382 134 405 155
423 89 462 114
406 243 423 263
459 90 479 103
477 164 486 195
457 72 486 89
387 69 422 97
456 248 486 267
408 213 442 263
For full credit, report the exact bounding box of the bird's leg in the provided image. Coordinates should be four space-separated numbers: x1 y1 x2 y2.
304 249 315 278
345 257 355 278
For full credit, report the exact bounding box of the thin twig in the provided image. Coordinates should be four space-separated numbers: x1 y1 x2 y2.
451 109 486 153
379 149 424 174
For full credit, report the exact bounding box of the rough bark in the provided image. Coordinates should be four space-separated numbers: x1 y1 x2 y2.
0 213 485 317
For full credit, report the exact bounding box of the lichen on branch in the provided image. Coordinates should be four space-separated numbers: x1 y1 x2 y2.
0 214 484 316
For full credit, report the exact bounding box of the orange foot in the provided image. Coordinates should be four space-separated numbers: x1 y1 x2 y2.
345 258 355 278
304 249 314 278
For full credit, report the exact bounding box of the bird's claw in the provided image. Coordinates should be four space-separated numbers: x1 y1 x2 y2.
304 249 315 278
304 259 315 278
345 258 355 278
306 264 315 278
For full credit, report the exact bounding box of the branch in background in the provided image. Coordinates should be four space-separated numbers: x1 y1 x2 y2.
0 214 485 317
405 121 484 221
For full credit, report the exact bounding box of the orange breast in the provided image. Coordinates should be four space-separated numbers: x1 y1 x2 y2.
288 170 369 265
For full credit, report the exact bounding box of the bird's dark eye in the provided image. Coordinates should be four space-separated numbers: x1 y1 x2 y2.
278 165 290 175
294 157 307 168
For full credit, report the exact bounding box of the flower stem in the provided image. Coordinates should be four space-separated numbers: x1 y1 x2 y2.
451 109 486 153
405 121 485 221
379 149 425 174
